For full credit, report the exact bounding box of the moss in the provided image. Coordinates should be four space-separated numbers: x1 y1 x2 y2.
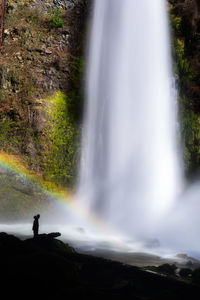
48 8 64 28
18 0 33 8
0 116 22 150
41 56 84 188
170 10 200 177
43 91 80 187
0 1 86 191
170 14 181 31
179 96 200 176
173 39 194 91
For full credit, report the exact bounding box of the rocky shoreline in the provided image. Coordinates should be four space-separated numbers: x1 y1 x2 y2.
0 232 200 299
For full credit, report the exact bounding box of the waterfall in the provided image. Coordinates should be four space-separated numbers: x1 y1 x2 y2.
78 0 183 238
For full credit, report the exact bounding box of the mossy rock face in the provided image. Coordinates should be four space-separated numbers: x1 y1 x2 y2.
42 91 81 186
169 1 200 177
0 0 88 192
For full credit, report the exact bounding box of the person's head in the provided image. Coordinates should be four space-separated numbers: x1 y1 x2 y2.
37 214 40 219
33 215 36 219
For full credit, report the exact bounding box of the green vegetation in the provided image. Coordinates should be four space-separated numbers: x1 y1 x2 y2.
144 264 178 278
48 8 64 28
170 15 181 31
0 117 22 150
43 55 84 187
170 12 200 177
179 96 200 174
44 91 80 187
173 39 194 91
18 0 33 8
0 2 85 190
3 0 200 191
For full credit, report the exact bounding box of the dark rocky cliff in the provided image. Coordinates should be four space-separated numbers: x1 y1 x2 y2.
0 0 89 189
169 0 200 176
0 232 200 299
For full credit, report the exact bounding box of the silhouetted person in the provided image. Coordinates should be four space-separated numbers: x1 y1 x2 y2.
32 214 40 238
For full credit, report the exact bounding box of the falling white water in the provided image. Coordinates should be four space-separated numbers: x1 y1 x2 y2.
78 0 183 238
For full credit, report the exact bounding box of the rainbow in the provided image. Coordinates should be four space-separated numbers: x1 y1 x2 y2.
0 151 69 197
0 151 125 242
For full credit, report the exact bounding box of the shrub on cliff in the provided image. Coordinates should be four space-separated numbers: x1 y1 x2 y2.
48 8 63 28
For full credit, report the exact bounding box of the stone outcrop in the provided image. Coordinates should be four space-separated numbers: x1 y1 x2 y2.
0 232 200 299
0 0 89 188
169 0 200 175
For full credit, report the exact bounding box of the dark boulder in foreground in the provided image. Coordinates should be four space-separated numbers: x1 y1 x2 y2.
0 232 200 299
